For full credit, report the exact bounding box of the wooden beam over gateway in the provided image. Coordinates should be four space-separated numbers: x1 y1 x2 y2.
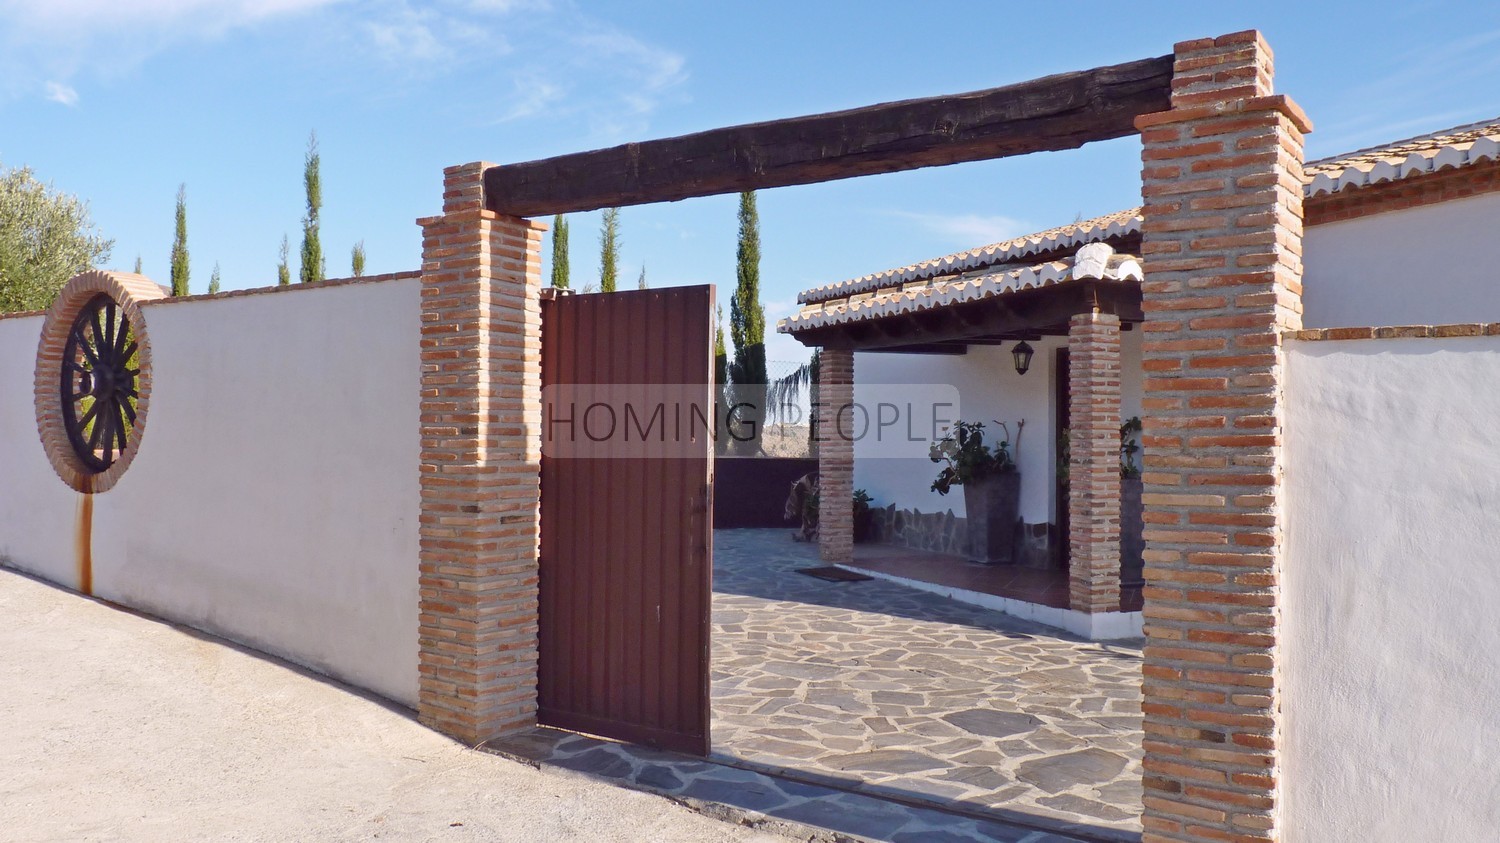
482 55 1174 217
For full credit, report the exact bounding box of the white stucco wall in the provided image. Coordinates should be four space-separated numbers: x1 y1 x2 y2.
0 280 421 706
852 328 1143 523
1284 336 1500 841
1303 192 1500 329
0 314 84 586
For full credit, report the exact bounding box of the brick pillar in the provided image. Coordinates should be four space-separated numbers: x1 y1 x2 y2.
1134 31 1309 843
415 162 547 744
816 348 854 563
1068 310 1122 613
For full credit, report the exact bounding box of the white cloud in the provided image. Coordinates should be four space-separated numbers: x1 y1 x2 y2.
888 211 1034 247
44 81 78 106
572 30 686 93
322 3 683 140
0 0 341 99
361 0 496 65
568 29 686 138
0 0 688 144
0 0 338 41
464 0 551 12
457 17 686 141
493 73 564 123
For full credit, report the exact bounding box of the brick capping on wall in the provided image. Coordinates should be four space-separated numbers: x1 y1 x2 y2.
138 270 422 308
1136 30 1305 843
0 270 421 323
1287 323 1500 340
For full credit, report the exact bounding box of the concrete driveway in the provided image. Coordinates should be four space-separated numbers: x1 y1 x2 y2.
0 568 779 843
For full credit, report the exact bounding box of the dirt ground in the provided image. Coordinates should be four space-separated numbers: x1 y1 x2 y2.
0 568 782 843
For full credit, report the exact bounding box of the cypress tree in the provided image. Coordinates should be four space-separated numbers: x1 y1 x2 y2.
277 235 291 286
599 207 620 292
351 241 366 277
730 190 766 386
637 265 648 289
728 191 767 453
299 132 322 284
169 184 189 296
208 262 221 295
133 256 142 274
713 304 727 387
713 305 729 455
550 214 569 289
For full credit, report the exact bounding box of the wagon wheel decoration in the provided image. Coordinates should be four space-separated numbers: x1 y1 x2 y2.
35 271 165 493
60 294 141 471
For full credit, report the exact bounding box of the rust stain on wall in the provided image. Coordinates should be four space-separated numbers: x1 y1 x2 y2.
76 493 93 596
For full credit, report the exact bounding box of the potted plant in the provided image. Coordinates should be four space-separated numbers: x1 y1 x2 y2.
853 489 875 543
930 420 1024 564
1119 416 1145 587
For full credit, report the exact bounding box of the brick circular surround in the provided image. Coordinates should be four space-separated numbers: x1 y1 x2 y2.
34 271 167 494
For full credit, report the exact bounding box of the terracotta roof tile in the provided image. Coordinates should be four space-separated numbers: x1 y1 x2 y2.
780 243 1142 332
797 208 1142 305
794 116 1500 311
1304 116 1500 196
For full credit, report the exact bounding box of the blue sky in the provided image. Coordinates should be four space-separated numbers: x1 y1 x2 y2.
3 0 1498 364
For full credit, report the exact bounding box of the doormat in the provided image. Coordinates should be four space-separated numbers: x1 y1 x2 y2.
796 566 873 583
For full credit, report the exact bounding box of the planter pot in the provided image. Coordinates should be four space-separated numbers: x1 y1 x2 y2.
963 472 1021 564
853 507 873 544
1120 476 1145 587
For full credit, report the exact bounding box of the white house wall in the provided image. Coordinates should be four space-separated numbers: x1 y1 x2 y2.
1283 335 1500 841
0 280 422 707
1303 192 1500 328
852 330 1142 523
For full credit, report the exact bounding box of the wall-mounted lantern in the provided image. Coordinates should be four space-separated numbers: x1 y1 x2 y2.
1011 340 1035 375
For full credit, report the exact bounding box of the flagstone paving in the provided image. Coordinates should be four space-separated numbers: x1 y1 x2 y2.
486 726 1098 842
712 529 1145 839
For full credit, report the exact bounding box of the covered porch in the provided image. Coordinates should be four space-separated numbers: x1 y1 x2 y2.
850 542 1145 639
780 237 1148 639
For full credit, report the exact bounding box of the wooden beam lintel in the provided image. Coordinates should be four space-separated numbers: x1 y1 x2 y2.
483 55 1173 217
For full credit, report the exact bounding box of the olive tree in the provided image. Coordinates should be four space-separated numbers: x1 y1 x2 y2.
0 163 113 313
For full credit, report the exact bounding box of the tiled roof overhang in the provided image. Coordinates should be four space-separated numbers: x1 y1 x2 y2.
781 243 1142 334
1304 118 1500 197
793 117 1500 310
795 208 1142 306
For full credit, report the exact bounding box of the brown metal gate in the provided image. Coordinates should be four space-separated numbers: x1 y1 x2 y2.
538 285 715 756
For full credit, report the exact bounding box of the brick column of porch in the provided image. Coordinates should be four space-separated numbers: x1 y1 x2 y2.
816 348 854 563
415 162 547 745
1068 310 1122 613
1135 31 1309 843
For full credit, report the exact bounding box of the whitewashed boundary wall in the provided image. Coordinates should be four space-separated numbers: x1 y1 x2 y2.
1303 192 1500 330
1283 330 1500 842
0 276 422 706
